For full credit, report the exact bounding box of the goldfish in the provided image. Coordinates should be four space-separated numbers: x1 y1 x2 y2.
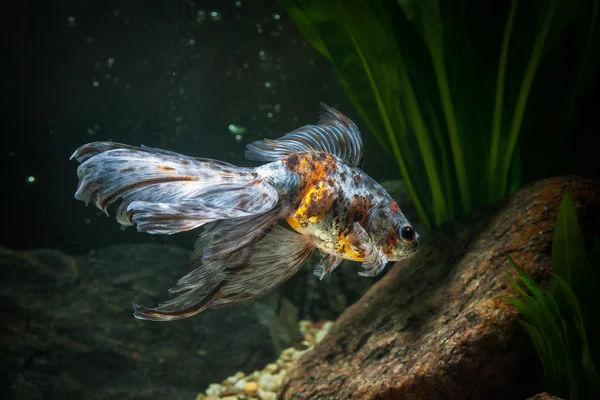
71 103 419 321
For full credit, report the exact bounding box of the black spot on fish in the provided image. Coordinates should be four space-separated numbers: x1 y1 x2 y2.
285 153 300 169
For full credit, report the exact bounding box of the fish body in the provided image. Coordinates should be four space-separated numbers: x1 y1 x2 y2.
71 103 419 321
258 152 417 265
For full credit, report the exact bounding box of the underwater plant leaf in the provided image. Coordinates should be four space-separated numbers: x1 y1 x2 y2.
506 247 600 399
500 0 560 196
408 0 471 214
505 255 574 396
506 255 547 301
283 0 386 148
550 273 600 396
550 191 589 290
284 3 331 58
535 0 581 60
285 0 596 235
518 318 565 394
489 0 518 192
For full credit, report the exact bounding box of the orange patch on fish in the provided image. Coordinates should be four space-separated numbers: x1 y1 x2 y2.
287 216 301 230
287 184 335 233
336 233 365 261
284 152 338 199
383 229 399 257
157 165 176 172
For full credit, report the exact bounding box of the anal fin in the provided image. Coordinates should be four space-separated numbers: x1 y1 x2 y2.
131 225 314 321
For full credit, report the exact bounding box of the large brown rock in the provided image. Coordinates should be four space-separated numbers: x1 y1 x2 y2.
527 393 564 400
281 176 600 400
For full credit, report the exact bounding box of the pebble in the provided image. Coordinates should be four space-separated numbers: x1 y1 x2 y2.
234 378 247 390
235 371 245 380
265 363 279 374
258 391 277 400
245 381 258 394
197 319 332 399
206 383 224 396
315 321 334 343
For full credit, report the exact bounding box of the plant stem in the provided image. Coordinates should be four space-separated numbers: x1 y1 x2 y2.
342 25 432 230
489 0 518 201
397 61 448 225
419 7 471 214
501 0 559 194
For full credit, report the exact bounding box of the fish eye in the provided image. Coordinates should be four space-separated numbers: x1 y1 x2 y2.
400 225 416 242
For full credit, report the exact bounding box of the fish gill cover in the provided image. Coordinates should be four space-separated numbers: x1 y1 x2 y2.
282 0 600 231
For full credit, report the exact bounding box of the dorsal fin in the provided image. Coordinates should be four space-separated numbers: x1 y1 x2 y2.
245 102 364 166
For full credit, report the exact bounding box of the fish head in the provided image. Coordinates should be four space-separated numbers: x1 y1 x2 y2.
368 203 420 261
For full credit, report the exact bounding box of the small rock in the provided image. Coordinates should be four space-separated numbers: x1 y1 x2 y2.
282 347 295 358
304 333 315 344
526 394 564 400
264 363 278 374
206 383 224 396
299 320 312 334
219 389 239 397
196 393 206 400
258 390 277 400
315 327 329 343
245 381 258 395
291 349 306 359
258 374 277 391
220 396 239 400
234 379 247 390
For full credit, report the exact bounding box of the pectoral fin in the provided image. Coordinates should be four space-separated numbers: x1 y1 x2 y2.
346 222 389 277
313 252 343 280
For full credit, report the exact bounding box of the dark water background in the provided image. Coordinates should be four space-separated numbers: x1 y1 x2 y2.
3 0 396 255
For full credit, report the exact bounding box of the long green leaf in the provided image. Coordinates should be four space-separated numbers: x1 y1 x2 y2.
550 191 589 289
284 0 595 234
489 0 518 197
551 273 600 396
411 0 471 214
501 0 578 194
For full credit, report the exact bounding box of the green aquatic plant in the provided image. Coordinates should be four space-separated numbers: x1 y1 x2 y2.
504 192 600 399
283 0 599 231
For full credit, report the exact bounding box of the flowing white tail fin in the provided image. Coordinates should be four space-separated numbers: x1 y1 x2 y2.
71 141 279 234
